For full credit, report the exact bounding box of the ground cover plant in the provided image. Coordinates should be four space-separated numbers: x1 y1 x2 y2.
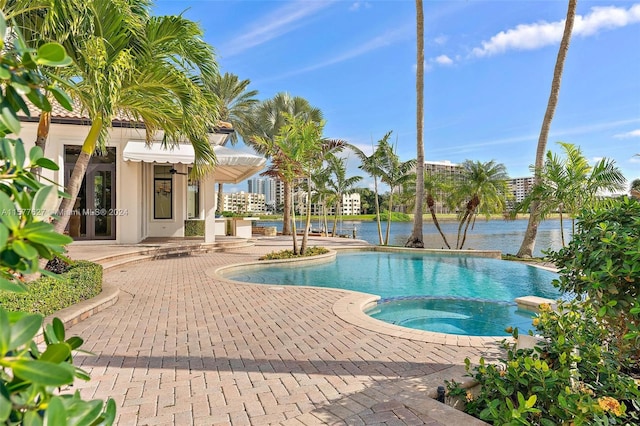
449 197 640 425
260 246 329 260
0 260 102 315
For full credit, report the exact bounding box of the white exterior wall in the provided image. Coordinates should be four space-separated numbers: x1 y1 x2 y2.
18 121 215 243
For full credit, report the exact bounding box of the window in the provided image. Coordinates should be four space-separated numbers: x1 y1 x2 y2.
187 167 200 219
154 166 172 219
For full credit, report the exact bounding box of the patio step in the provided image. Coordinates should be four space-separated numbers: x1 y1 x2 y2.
85 239 254 271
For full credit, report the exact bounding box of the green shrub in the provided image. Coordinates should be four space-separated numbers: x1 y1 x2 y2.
450 301 640 425
260 246 329 260
0 19 114 424
546 197 640 369
0 308 116 424
184 219 205 236
0 261 102 315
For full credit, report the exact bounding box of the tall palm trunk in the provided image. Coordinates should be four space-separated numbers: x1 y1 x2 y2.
300 175 312 254
54 116 103 235
290 186 298 254
406 0 425 249
517 0 577 258
332 199 341 237
456 195 478 249
385 192 393 245
373 176 383 245
216 183 224 214
283 181 292 235
427 193 450 249
559 204 566 247
32 112 50 179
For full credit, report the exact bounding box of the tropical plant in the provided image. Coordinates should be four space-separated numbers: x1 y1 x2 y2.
452 301 640 425
352 188 372 214
406 0 425 249
253 113 342 254
375 134 416 245
325 156 362 237
450 160 509 249
0 17 115 423
5 0 78 177
246 93 323 236
546 197 640 370
423 172 453 248
349 133 391 245
50 0 220 235
519 142 626 246
207 72 258 213
518 0 577 258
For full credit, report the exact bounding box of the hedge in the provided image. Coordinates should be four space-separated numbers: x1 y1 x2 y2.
0 260 103 315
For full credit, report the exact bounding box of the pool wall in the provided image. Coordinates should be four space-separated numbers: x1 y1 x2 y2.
338 246 502 259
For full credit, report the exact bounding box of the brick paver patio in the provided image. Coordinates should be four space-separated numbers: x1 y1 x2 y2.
65 239 498 425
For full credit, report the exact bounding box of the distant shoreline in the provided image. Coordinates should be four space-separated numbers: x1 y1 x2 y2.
255 213 563 223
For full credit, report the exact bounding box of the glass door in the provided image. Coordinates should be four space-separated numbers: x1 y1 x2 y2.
64 147 116 240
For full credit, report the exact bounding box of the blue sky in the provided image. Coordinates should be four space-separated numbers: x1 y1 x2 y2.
155 0 640 192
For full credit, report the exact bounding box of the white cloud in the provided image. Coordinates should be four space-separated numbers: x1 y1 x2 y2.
349 1 371 12
614 129 640 138
471 3 640 58
221 1 335 56
267 24 413 81
433 35 448 45
630 156 640 164
347 143 374 157
434 54 454 65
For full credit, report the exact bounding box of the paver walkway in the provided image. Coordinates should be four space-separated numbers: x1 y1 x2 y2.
66 239 499 425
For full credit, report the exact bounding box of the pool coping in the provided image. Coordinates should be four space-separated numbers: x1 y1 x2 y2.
210 247 525 348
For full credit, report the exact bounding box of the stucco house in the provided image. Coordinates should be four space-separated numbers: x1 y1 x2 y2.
19 106 266 244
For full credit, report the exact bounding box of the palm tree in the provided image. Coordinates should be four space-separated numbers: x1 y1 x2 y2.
424 172 451 248
253 114 342 254
519 142 626 247
7 0 84 177
52 2 220 235
377 137 416 245
406 0 425 248
452 160 509 249
517 0 577 258
349 132 392 245
325 156 362 237
246 93 323 236
207 72 258 214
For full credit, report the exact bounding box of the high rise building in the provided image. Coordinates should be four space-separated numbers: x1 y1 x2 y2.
508 176 535 205
222 191 266 214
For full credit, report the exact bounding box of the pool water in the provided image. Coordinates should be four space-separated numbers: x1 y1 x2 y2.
366 298 536 336
225 251 560 336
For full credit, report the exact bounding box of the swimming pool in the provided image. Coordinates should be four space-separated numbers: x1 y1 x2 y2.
224 251 561 336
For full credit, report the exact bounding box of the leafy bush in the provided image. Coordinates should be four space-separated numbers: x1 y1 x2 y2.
450 301 640 425
0 260 102 314
260 246 329 260
0 14 115 424
184 219 204 237
546 197 640 369
0 308 116 424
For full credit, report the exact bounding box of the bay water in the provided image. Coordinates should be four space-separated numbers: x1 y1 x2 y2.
258 218 572 257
